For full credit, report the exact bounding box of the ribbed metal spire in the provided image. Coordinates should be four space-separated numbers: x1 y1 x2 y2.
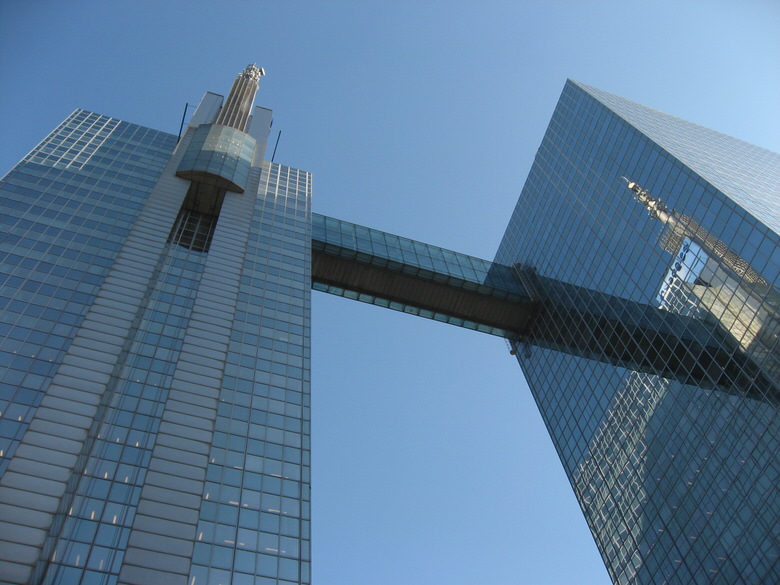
215 64 265 131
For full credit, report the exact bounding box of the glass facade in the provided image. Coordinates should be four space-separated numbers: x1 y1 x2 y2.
311 213 532 336
495 80 779 584
0 110 177 479
177 124 257 193
0 75 777 585
40 244 209 584
187 161 311 585
0 91 311 583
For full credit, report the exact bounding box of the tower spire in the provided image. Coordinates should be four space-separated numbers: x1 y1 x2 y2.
624 177 767 285
623 176 670 222
215 63 266 131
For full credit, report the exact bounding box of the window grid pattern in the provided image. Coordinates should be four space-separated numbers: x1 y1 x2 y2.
177 124 256 193
40 245 208 585
495 81 779 584
576 82 780 235
188 162 312 585
311 213 530 336
169 207 219 253
313 213 522 292
0 110 176 478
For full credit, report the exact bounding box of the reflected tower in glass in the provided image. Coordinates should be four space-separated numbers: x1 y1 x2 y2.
495 80 779 584
0 69 778 585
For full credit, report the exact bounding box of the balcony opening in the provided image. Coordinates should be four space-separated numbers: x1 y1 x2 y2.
169 180 226 253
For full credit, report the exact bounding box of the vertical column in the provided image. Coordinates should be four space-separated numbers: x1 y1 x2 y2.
117 168 261 585
216 65 265 131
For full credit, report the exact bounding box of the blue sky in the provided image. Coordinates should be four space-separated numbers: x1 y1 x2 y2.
1 2 779 584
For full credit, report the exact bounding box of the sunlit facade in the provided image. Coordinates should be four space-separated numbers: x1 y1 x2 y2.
0 67 312 585
0 72 777 585
496 80 779 584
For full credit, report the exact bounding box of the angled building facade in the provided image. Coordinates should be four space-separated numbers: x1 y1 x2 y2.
0 70 777 585
0 66 313 585
495 81 779 584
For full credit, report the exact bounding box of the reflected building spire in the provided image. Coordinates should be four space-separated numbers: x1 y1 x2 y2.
624 177 767 285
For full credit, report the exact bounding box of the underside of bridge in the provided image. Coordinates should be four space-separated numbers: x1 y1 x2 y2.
311 213 778 405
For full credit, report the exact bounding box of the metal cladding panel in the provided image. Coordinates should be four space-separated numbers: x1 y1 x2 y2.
187 92 223 129
246 106 273 163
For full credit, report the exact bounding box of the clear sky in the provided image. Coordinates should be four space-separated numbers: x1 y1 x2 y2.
1 2 779 584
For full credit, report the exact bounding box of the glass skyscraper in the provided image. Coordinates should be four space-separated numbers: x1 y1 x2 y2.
0 66 312 585
0 70 777 585
495 81 779 584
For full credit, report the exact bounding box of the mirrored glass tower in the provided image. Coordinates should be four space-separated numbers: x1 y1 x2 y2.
495 81 779 584
0 71 777 585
